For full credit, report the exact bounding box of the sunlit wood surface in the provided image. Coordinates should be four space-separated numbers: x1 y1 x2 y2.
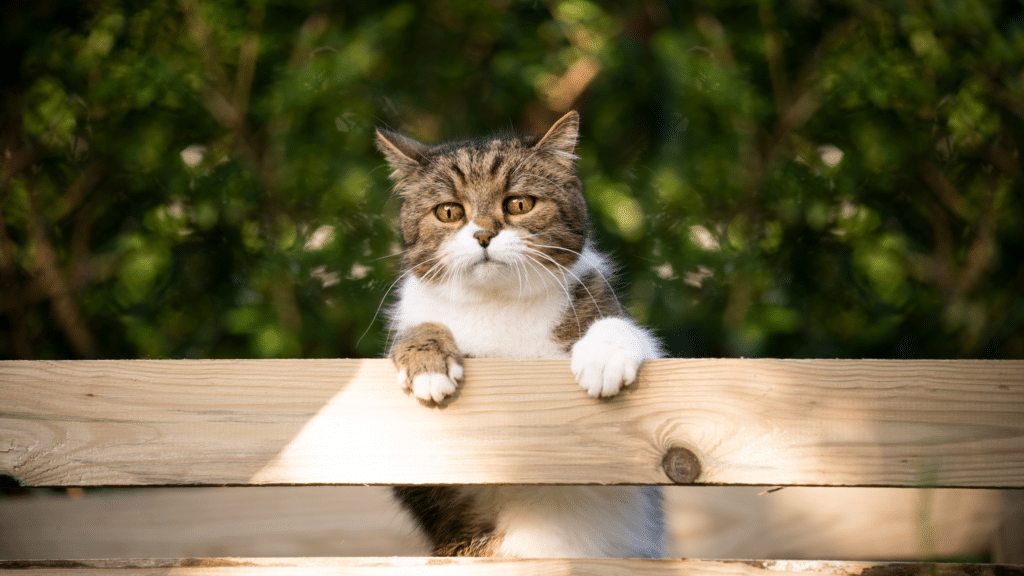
2 359 1022 487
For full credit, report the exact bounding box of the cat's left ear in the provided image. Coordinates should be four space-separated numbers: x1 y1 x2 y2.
532 110 580 166
375 128 431 180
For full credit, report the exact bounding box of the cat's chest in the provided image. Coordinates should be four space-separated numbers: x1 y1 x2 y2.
393 278 569 359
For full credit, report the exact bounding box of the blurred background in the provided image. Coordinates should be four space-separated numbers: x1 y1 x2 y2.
2 0 1024 563
2 0 1023 362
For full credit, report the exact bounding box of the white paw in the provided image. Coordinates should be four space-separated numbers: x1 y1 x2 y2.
397 362 464 404
571 318 656 398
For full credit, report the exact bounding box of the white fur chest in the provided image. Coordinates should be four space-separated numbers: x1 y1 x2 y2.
393 276 570 359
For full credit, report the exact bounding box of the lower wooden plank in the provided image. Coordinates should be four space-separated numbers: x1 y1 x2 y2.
0 558 1021 575
0 486 1010 561
994 491 1024 563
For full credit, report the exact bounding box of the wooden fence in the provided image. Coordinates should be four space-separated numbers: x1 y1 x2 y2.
1 358 1022 574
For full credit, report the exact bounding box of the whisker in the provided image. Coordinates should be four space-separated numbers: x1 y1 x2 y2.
364 249 407 263
516 172 568 195
386 255 451 351
357 252 446 348
525 246 607 324
445 261 462 316
517 252 546 302
521 251 580 336
511 250 550 303
522 237 621 305
511 254 526 305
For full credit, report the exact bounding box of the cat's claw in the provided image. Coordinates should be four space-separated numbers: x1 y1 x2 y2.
397 361 464 404
571 318 650 398
391 322 464 405
573 348 640 398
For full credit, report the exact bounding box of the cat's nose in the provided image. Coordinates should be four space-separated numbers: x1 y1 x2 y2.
473 230 496 248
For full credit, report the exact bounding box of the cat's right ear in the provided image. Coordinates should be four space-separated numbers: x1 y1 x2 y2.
532 110 580 168
375 128 431 180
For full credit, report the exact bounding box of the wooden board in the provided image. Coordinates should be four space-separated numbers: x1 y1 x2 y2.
0 557 1020 576
0 487 430 559
1 359 1022 487
994 490 1024 563
0 486 1011 561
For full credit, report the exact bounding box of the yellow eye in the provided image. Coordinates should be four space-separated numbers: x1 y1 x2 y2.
434 202 465 223
504 195 535 216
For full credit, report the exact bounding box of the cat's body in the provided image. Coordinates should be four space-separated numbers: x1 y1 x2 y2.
376 111 665 558
392 238 621 361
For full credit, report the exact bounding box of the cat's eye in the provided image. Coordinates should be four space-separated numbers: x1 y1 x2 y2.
434 202 465 223
504 195 536 216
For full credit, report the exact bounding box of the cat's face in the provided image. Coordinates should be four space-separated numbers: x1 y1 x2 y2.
377 112 590 295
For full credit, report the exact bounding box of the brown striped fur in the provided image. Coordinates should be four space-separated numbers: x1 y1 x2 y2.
552 271 627 352
376 113 589 282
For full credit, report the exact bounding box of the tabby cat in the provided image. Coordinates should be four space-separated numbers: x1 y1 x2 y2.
376 111 665 558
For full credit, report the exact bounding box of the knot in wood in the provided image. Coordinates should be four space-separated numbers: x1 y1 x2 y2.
661 446 701 484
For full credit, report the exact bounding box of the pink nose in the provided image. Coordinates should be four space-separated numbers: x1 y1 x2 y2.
473 230 496 248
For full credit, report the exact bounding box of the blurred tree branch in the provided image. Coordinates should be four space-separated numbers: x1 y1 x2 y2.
178 0 262 167
3 84 94 357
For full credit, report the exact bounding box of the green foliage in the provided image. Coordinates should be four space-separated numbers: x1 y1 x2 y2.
1 0 1021 360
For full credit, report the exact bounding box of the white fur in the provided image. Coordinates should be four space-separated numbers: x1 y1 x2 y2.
572 317 661 398
473 486 664 558
392 227 665 557
398 362 463 403
394 231 612 360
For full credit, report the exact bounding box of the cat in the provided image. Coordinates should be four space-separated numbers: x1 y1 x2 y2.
375 110 665 558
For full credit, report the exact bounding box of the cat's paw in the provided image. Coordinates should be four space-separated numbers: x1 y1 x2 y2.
391 322 464 404
571 317 653 398
396 360 463 404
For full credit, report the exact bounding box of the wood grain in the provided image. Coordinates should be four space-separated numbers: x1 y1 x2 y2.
0 486 1009 561
1 359 1021 487
0 557 1019 576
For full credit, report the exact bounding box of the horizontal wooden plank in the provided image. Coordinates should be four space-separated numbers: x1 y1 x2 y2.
1 359 1022 487
0 487 429 559
10 557 1024 576
0 558 1021 576
0 486 1012 561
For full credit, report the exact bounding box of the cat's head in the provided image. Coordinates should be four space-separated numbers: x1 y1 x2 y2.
376 111 592 295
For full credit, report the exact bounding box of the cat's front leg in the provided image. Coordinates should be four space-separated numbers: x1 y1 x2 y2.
571 317 661 398
391 322 464 404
